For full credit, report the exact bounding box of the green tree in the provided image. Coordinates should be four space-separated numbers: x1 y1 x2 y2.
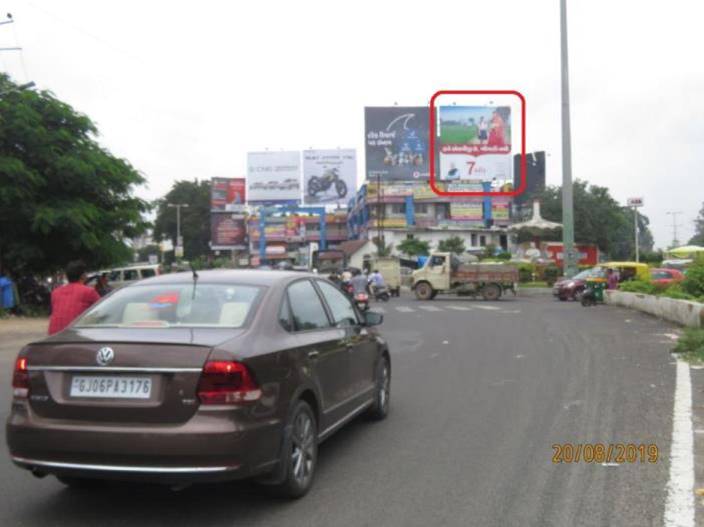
372 237 394 257
689 203 704 245
437 236 466 255
0 74 149 274
527 180 655 260
153 180 211 260
397 238 430 257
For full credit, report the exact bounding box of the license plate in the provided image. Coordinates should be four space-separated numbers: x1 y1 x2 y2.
70 376 152 399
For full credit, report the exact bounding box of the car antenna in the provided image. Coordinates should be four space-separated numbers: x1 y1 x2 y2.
189 262 199 299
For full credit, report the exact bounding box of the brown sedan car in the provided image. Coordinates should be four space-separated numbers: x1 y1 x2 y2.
7 270 390 498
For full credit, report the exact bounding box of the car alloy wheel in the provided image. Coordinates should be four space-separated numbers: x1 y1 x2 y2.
291 409 316 487
367 357 390 420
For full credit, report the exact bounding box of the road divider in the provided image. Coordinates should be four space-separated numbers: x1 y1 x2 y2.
605 291 704 328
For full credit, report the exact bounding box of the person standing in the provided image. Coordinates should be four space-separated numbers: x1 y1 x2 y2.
606 268 619 290
94 273 113 297
0 271 16 313
48 261 100 335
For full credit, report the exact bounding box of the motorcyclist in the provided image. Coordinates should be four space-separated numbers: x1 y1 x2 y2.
350 269 368 296
368 270 385 289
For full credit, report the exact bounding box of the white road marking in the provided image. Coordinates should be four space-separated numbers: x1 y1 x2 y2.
515 354 525 359
664 359 695 527
395 306 415 313
601 463 620 467
501 310 522 314
418 305 442 312
446 305 472 311
474 305 501 311
371 307 386 314
442 340 449 345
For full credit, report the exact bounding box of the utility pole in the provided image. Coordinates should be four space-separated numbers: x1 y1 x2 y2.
666 211 683 248
633 209 640 262
167 203 189 258
560 0 577 277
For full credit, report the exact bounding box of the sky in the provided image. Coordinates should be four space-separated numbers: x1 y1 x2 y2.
1 0 702 249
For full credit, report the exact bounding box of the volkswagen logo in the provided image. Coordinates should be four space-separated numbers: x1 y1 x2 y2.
96 347 115 366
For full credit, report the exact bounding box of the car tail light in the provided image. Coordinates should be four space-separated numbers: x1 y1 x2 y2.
197 361 261 405
12 357 29 398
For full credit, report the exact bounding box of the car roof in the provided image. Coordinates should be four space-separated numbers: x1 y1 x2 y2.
134 269 318 287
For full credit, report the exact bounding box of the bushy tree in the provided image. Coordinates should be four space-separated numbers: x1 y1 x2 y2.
153 180 211 260
690 203 704 245
528 180 655 260
397 238 430 257
437 236 466 255
0 74 149 274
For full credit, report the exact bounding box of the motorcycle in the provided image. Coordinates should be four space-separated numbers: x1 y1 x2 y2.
354 292 370 312
307 168 347 200
369 284 391 302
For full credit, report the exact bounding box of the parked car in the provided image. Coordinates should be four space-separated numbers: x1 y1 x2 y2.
650 268 685 286
553 267 606 301
7 270 390 498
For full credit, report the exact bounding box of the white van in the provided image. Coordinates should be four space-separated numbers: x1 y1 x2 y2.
93 264 161 289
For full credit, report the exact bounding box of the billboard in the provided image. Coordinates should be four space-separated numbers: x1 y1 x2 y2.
491 198 511 223
210 213 247 249
303 149 357 205
438 106 512 184
543 243 599 267
211 178 246 212
247 151 301 203
513 151 545 206
450 202 483 221
365 107 429 181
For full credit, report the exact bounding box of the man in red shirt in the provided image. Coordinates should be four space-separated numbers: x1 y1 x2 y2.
48 261 101 335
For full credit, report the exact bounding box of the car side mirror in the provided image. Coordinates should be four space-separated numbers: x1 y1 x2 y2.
364 311 383 326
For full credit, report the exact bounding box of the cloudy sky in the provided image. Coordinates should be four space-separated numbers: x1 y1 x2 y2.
1 0 702 248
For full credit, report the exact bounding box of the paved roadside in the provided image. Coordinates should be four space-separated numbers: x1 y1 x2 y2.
0 317 48 352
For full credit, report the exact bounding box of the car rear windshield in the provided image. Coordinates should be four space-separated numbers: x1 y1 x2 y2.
74 283 262 328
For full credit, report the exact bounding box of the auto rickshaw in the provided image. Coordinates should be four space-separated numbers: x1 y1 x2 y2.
580 261 649 306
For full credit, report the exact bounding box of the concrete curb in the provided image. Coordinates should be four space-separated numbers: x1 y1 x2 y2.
605 290 704 328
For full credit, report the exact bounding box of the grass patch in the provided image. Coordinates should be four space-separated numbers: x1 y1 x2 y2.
673 328 704 363
440 124 478 144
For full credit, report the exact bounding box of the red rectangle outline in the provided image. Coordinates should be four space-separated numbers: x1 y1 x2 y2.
429 90 526 197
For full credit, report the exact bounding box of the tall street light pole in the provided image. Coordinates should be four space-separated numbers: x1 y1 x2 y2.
560 0 577 277
167 203 189 257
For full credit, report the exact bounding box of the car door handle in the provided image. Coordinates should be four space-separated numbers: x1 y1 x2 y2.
308 350 320 360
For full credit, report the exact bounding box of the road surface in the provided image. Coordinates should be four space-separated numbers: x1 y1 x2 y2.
0 293 687 526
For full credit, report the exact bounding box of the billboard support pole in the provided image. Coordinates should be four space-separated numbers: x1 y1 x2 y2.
560 0 577 277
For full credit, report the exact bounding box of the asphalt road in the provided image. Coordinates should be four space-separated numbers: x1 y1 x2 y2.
0 292 683 526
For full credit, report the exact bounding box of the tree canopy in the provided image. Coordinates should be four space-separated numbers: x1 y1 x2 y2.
152 179 211 260
0 74 149 275
397 238 430 257
689 202 704 246
437 236 466 255
525 180 654 260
